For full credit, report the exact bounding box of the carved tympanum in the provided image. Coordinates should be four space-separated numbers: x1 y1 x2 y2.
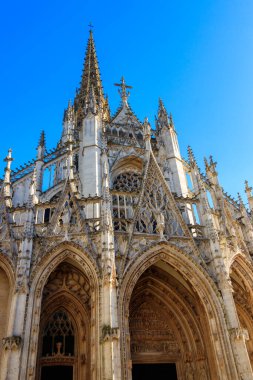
130 302 180 356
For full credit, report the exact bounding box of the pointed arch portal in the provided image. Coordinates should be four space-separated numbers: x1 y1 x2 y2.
20 244 100 380
36 261 91 380
119 245 237 380
129 263 209 380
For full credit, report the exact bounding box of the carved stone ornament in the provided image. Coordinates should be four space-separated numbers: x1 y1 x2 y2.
2 335 22 350
101 325 120 342
229 327 249 341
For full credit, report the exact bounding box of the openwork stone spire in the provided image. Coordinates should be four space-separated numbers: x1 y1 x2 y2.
156 98 171 130
75 30 105 118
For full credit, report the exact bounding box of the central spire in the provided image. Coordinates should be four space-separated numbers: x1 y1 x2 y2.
75 30 106 119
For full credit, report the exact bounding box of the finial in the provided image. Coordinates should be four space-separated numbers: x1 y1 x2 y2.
245 180 252 193
102 94 110 122
114 76 132 106
38 130 45 147
37 131 46 160
204 157 208 170
3 149 13 206
64 100 74 124
4 149 13 171
143 117 151 148
169 113 174 129
88 22 94 32
187 146 196 166
204 155 217 176
237 192 243 205
5 148 12 160
156 98 169 130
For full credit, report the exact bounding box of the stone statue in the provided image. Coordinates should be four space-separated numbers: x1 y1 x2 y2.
185 362 194 380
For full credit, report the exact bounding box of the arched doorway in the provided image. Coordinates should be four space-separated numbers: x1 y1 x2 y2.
129 263 210 380
119 245 237 380
36 261 91 380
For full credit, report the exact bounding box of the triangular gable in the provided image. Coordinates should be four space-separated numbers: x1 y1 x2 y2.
46 180 85 236
133 151 192 239
111 104 141 127
119 150 198 274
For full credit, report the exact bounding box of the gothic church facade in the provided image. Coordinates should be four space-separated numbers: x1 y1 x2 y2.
1 31 253 380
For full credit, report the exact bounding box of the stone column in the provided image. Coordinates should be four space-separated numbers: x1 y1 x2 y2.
1 289 27 380
100 267 121 380
219 275 253 380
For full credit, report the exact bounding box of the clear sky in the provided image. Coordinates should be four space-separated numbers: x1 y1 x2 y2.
1 0 253 203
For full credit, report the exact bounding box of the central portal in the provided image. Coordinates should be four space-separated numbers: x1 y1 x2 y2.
132 363 177 380
41 365 73 380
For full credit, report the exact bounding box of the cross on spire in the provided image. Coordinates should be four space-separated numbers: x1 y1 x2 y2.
114 76 132 105
88 22 94 31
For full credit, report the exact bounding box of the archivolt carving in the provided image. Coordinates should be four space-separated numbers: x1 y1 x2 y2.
20 245 100 380
30 242 99 282
119 245 232 380
127 264 213 380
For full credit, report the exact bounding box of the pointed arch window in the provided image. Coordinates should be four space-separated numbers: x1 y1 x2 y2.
42 310 75 357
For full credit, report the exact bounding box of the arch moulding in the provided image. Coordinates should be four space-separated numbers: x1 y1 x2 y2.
20 242 100 380
119 242 238 380
0 253 15 288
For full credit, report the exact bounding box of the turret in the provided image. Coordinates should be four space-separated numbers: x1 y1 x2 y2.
62 100 75 145
143 117 151 153
205 155 219 186
37 131 45 160
155 99 194 223
35 131 46 198
245 180 253 212
3 149 13 207
155 99 185 194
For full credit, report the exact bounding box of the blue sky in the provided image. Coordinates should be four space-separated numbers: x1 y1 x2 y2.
1 0 253 202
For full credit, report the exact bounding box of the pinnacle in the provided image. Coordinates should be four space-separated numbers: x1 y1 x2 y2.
4 149 12 162
169 112 174 129
187 146 196 165
4 148 13 179
63 100 74 123
158 98 167 115
38 131 45 147
75 30 104 115
245 180 252 193
156 98 170 130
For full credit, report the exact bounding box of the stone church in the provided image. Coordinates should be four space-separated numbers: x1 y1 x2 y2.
1 30 253 380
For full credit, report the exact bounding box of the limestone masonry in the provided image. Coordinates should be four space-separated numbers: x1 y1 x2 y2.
1 30 253 380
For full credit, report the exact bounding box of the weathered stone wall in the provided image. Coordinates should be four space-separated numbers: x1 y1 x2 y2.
0 268 10 368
